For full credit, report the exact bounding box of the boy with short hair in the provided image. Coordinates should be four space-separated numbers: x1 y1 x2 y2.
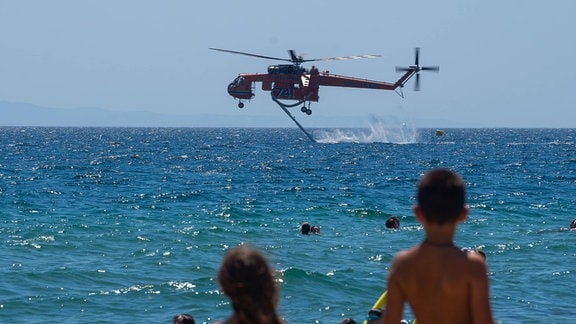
383 169 493 324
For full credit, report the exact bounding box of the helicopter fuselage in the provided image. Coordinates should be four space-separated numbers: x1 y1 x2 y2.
226 65 413 104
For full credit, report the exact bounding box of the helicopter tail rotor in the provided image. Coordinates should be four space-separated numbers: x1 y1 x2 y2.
395 47 439 91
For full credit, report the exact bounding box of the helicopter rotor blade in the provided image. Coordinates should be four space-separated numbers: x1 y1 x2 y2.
396 47 439 91
421 66 440 72
212 47 382 65
314 54 382 62
210 48 291 62
395 66 413 73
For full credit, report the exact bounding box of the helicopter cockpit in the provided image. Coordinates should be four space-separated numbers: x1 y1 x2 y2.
229 76 245 88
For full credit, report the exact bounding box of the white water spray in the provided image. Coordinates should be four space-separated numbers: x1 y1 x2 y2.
314 115 418 144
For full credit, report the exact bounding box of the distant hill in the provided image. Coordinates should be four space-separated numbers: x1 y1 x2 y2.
0 100 468 128
0 100 291 127
0 100 369 127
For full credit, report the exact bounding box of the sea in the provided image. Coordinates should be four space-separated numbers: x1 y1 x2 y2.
1 126 575 323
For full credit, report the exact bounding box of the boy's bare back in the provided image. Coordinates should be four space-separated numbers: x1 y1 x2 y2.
384 242 492 324
383 169 494 324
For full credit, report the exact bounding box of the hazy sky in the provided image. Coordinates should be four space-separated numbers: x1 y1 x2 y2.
1 1 575 127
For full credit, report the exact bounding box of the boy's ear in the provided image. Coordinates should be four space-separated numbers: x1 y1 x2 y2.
413 205 425 223
457 206 469 223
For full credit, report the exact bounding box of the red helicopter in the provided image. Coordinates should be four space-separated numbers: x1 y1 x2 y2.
210 47 438 141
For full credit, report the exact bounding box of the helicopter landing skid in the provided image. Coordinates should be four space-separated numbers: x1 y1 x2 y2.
271 94 315 142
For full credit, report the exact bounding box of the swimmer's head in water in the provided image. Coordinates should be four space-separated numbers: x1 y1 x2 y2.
570 219 576 229
301 222 311 234
385 216 400 229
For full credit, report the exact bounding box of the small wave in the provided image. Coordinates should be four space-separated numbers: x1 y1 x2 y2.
95 284 157 296
348 208 385 218
167 280 197 290
10 235 55 249
279 266 333 283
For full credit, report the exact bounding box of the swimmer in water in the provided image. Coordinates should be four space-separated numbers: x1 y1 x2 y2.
311 225 320 234
538 219 576 233
385 216 400 229
172 314 195 324
301 222 311 234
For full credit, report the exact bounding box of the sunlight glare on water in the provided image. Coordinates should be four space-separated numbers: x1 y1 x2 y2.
2 127 576 323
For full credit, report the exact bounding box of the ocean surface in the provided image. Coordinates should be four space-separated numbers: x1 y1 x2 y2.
1 126 575 323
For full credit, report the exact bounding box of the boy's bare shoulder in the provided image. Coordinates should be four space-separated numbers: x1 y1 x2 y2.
390 244 487 279
388 245 422 271
464 251 489 276
390 245 417 261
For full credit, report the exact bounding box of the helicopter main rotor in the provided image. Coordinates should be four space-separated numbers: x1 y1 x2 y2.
210 48 381 67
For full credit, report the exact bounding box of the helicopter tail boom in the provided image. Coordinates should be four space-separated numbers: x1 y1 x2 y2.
317 73 397 90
